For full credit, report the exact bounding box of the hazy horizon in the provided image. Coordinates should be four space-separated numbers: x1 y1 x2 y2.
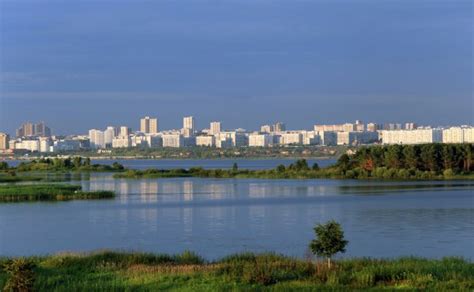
1 0 472 135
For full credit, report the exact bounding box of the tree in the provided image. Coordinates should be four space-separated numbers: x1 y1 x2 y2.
336 154 351 174
312 162 320 171
84 157 91 167
72 156 82 169
232 162 238 172
0 161 9 170
276 164 286 173
385 145 403 169
310 220 348 268
402 145 418 169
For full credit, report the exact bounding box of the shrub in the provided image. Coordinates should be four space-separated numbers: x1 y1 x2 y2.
3 258 35 292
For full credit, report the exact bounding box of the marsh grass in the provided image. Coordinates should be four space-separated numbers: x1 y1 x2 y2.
0 184 114 202
0 251 472 291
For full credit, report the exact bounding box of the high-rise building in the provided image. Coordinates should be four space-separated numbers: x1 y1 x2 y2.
260 125 273 133
16 122 51 137
274 122 286 132
140 116 158 134
182 116 195 137
35 122 51 137
104 126 116 147
119 126 131 137
183 116 195 131
210 121 221 135
0 133 9 150
16 122 34 137
88 129 105 149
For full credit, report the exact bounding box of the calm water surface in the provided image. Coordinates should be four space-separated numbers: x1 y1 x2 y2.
0 160 472 259
5 158 336 170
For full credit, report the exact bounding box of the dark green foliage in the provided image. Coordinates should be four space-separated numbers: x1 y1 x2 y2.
312 162 320 171
14 158 125 173
310 221 348 267
232 163 238 172
3 258 35 292
0 162 9 170
332 144 473 180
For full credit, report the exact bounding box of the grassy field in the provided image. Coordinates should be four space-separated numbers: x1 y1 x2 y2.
0 184 114 202
0 251 472 291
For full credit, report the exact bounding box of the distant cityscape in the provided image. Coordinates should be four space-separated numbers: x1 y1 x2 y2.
0 116 473 153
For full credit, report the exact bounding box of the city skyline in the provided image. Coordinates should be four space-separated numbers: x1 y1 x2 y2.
4 116 473 137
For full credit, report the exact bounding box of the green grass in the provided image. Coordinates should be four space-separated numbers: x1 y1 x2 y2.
0 251 472 291
0 174 43 183
0 184 115 202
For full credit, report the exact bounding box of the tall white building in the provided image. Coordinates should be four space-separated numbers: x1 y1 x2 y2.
0 133 9 150
104 126 116 147
39 137 51 152
89 129 105 149
209 121 221 135
140 116 158 134
183 116 195 133
119 126 131 137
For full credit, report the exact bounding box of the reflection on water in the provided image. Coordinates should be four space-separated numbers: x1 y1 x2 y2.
0 173 472 259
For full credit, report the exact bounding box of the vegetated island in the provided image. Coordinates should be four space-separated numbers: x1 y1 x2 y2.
0 158 125 183
0 251 471 291
0 184 115 202
114 144 474 180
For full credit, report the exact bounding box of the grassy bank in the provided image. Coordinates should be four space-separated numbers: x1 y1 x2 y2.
0 184 114 202
0 251 472 291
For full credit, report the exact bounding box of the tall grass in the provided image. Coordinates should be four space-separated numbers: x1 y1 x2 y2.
0 184 114 202
0 251 472 291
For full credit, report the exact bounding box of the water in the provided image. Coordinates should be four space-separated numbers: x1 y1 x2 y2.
5 158 336 170
1 171 472 259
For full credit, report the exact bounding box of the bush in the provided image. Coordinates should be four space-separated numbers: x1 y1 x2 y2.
443 169 454 178
3 258 35 292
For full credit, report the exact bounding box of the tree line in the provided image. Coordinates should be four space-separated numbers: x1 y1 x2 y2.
334 143 473 179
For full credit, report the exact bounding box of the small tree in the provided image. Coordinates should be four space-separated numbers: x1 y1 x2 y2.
310 220 348 268
232 162 238 172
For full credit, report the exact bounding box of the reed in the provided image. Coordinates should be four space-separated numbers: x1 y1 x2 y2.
0 184 114 202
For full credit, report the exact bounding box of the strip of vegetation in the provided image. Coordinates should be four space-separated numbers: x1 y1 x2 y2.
9 158 125 172
0 252 471 291
114 144 474 180
11 145 347 159
0 184 115 202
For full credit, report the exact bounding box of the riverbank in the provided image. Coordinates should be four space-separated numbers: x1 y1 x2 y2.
0 251 472 291
0 184 115 202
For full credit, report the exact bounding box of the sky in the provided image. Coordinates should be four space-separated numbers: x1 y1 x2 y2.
0 0 472 135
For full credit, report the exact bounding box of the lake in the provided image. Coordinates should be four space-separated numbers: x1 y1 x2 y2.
4 158 336 170
0 159 473 259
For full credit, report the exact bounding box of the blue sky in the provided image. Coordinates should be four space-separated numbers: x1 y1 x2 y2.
0 0 472 135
